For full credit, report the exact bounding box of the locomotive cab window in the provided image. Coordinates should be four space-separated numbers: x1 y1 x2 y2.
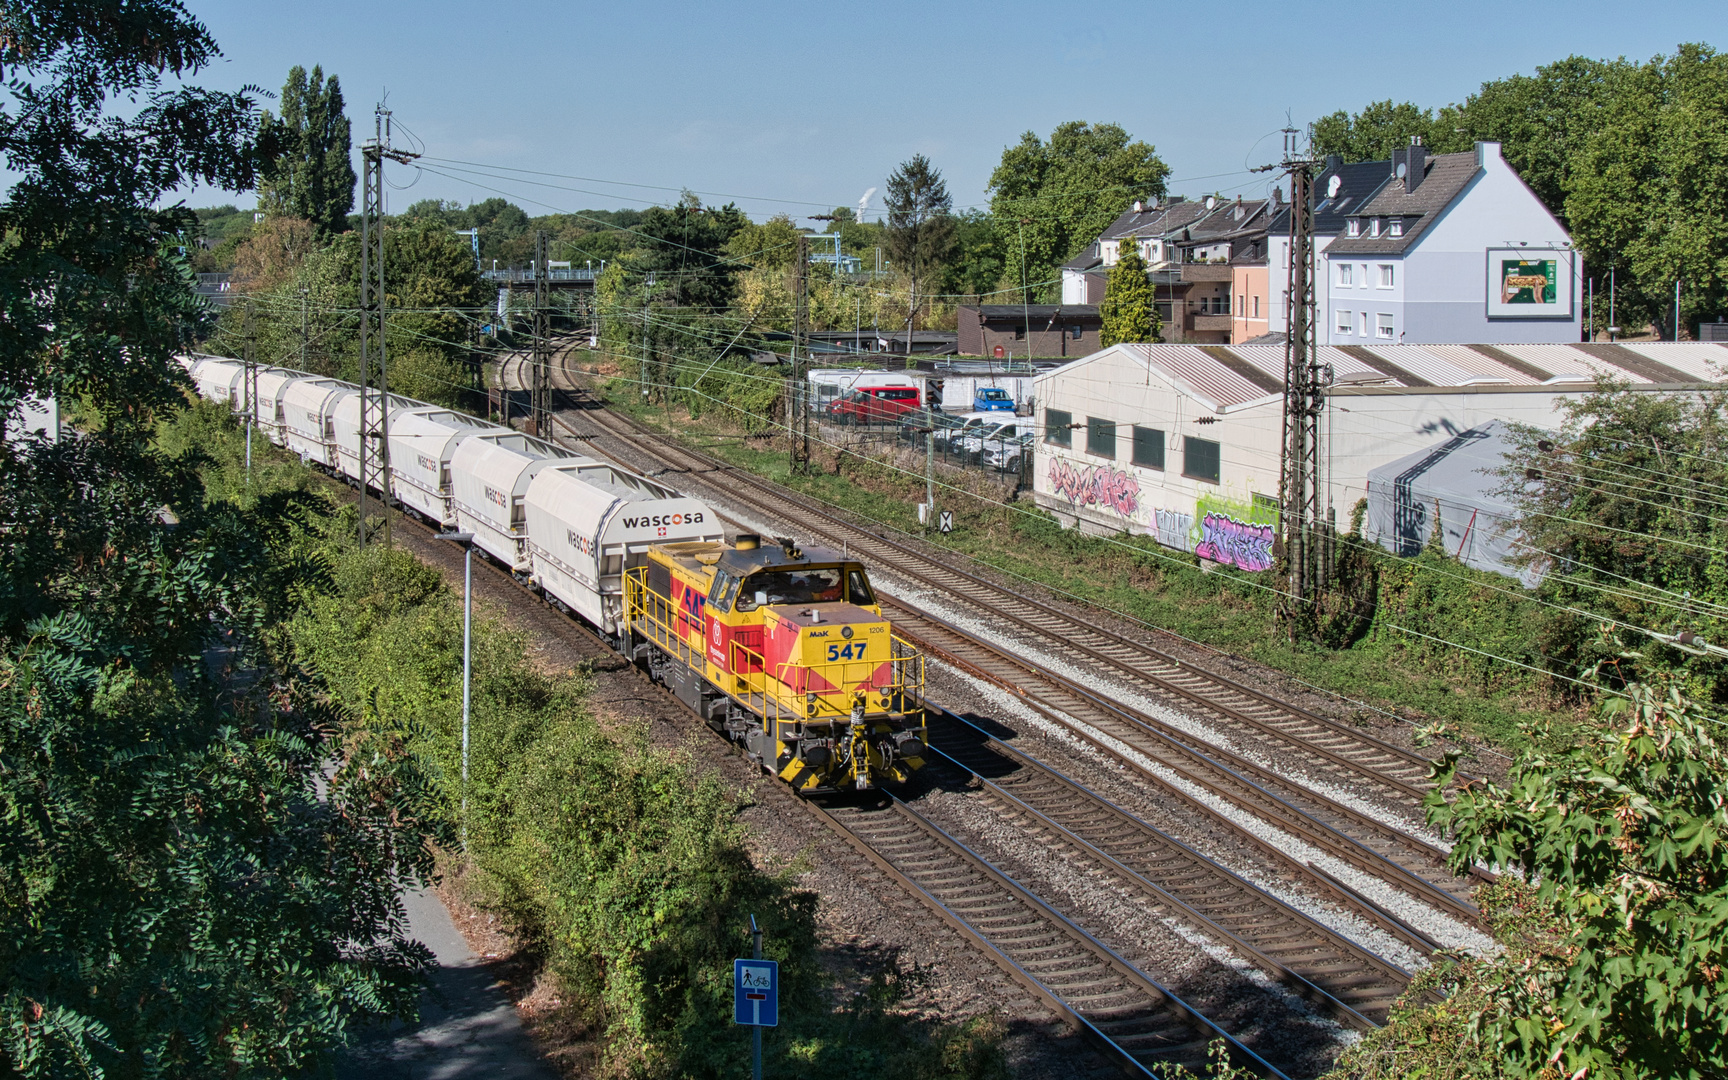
734 567 845 610
708 570 741 612
846 567 876 606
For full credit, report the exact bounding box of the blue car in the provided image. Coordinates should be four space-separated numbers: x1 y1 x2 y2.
973 387 1015 412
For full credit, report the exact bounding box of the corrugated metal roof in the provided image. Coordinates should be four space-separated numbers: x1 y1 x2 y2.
1614 343 1726 382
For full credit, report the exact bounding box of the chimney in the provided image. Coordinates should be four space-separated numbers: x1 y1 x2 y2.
1405 134 1426 194
1272 186 1283 205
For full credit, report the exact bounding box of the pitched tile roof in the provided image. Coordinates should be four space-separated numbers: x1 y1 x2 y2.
1326 150 1480 256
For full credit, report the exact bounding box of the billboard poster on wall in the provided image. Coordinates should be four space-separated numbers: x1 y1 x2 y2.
1485 248 1573 318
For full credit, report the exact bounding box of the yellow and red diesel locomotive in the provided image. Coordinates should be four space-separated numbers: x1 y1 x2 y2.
624 533 927 793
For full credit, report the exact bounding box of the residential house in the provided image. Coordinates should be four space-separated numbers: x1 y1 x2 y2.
957 304 1102 359
1266 156 1394 339
1324 140 1579 345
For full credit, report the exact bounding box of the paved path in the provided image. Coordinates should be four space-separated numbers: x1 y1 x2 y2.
335 888 559 1080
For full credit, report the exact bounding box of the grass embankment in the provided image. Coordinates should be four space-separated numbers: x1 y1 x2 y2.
593 367 1566 752
162 399 1009 1080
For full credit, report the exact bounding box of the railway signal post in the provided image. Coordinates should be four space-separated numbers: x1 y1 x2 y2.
435 530 476 853
357 104 418 549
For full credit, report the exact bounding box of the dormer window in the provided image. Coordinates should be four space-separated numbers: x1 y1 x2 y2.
1390 217 1404 237
1369 217 1382 238
1347 218 1361 238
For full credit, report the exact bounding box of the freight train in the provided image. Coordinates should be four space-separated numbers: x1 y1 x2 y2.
181 355 927 792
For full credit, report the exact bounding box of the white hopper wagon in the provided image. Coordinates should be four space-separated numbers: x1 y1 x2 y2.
330 391 422 484
387 408 505 526
251 367 316 447
525 461 722 637
190 357 245 409
279 378 354 466
449 432 583 572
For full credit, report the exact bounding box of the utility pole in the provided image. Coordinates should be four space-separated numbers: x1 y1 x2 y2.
1274 128 1322 637
791 233 811 473
640 274 654 402
530 230 551 436
358 104 419 550
298 287 310 370
243 300 256 487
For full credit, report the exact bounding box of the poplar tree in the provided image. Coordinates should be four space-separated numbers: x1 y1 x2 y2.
884 155 956 350
257 65 356 238
1099 236 1160 346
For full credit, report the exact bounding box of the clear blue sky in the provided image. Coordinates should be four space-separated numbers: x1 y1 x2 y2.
186 0 1715 223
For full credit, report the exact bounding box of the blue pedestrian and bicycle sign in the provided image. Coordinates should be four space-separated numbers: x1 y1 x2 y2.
733 958 779 1027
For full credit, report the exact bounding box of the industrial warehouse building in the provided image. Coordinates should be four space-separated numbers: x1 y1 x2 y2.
1030 341 1727 576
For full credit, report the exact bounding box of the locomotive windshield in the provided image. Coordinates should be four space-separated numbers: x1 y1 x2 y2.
727 565 876 611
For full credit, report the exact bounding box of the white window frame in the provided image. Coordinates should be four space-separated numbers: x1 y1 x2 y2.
1376 313 1395 339
1390 217 1403 237
1346 218 1361 237
1378 264 1395 288
1336 309 1352 336
1358 311 1369 337
1369 217 1382 238
1338 262 1353 287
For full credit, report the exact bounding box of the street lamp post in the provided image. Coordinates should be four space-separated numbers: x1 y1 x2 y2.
435 531 475 850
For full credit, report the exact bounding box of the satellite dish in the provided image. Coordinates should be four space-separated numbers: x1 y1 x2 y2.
1396 162 1407 178
1327 175 1342 198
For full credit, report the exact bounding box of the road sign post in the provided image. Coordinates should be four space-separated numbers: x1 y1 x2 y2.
735 916 777 1080
938 510 953 534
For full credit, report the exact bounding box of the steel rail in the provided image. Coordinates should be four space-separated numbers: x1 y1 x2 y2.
922 704 1413 1026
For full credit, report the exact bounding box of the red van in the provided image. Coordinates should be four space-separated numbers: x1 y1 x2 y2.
828 385 921 425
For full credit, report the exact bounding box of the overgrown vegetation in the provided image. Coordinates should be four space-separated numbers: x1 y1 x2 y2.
1330 674 1728 1079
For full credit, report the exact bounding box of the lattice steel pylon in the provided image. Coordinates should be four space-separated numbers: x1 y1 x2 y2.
357 106 419 549
530 230 551 436
1277 129 1323 635
790 233 811 473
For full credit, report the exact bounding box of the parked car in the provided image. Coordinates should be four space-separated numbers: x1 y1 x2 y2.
929 410 996 451
828 385 921 425
955 419 1022 457
973 387 1015 412
981 431 1034 472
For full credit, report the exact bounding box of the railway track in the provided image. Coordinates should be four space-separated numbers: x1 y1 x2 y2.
380 479 1300 1077
810 792 1292 1079
528 357 1484 920
921 705 1413 1026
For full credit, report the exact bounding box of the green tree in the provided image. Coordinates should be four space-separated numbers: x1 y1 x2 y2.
941 210 1007 301
884 154 957 346
1407 678 1728 1079
987 122 1169 303
1098 237 1160 345
0 4 447 1074
1307 100 1462 162
633 194 749 310
257 64 355 238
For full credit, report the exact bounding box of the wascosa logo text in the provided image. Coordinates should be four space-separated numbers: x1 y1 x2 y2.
484 486 509 509
416 453 439 473
565 530 595 556
621 512 704 529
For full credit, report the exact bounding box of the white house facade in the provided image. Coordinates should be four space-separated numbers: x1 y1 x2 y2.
1324 141 1580 346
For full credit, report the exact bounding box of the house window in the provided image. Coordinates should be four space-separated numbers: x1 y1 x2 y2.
1014 325 1025 339
1236 294 1244 317
1252 493 1279 519
1131 426 1165 470
1390 217 1403 237
1337 309 1352 336
1184 436 1221 484
1377 313 1395 339
1071 324 1083 339
1369 217 1382 237
1086 416 1115 458
1252 295 1260 318
1338 263 1353 287
1379 264 1395 288
1358 311 1369 337
1347 218 1361 237
1045 408 1072 447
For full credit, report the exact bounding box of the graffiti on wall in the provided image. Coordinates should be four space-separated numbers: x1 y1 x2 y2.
1047 457 1141 519
1154 509 1193 552
1194 514 1276 571
1190 494 1278 572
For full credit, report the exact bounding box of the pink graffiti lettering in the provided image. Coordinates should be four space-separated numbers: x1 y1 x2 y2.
1193 513 1275 572
1048 458 1140 518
